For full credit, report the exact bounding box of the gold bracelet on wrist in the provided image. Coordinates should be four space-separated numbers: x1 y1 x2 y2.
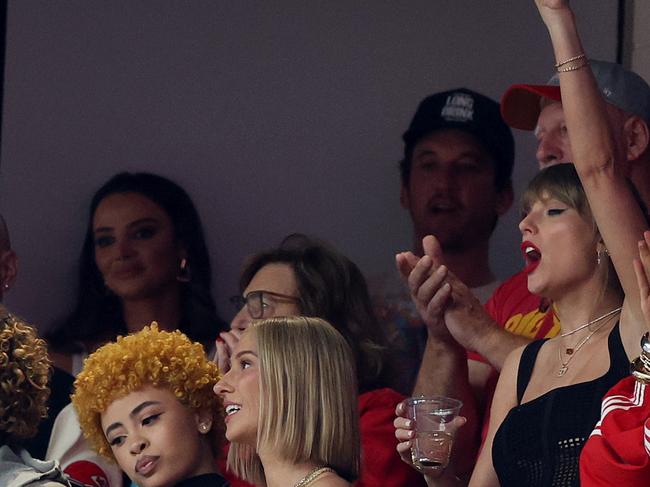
554 53 586 68
557 61 590 73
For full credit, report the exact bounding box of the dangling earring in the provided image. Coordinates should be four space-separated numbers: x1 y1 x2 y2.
177 258 191 283
597 248 609 265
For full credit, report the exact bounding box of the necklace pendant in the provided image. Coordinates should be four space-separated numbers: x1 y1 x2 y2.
557 365 568 377
566 348 574 355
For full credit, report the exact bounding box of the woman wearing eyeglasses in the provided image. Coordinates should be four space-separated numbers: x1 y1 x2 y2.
215 234 426 487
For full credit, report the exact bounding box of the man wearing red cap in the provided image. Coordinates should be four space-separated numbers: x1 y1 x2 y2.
486 59 650 365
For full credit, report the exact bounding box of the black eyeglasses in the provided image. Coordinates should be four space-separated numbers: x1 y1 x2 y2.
229 290 300 319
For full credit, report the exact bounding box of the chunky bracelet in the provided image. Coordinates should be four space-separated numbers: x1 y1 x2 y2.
555 53 589 73
554 53 586 68
631 332 650 384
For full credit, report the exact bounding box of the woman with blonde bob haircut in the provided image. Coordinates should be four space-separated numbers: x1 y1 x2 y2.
215 316 360 487
71 325 229 487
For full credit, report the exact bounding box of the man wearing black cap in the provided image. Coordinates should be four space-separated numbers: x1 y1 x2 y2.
400 88 514 298
388 88 515 472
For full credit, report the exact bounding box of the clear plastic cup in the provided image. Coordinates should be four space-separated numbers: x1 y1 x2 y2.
406 395 463 471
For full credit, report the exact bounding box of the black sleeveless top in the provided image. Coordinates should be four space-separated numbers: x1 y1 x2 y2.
492 323 629 486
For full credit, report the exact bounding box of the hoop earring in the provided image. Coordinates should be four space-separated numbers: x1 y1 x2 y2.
177 258 191 283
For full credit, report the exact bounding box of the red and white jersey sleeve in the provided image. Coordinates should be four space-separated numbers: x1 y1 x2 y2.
580 375 650 486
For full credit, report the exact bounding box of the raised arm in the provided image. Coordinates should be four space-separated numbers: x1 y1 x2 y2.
536 0 649 345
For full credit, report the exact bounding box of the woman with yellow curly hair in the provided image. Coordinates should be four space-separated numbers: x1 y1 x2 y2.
71 324 229 487
0 309 69 486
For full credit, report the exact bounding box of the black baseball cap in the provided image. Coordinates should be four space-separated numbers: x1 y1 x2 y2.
402 88 515 183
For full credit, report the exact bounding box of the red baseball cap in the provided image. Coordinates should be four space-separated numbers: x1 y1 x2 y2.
500 84 561 131
501 60 650 131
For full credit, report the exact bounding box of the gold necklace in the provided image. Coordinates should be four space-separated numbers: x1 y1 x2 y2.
557 316 614 377
559 307 622 340
293 466 335 487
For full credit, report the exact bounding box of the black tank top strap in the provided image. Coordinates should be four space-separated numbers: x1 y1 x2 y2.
605 322 628 378
516 339 548 405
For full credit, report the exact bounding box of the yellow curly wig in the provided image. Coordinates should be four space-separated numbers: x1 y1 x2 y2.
0 308 51 446
71 324 224 460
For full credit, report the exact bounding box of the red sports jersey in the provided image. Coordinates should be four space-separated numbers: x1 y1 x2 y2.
580 375 650 486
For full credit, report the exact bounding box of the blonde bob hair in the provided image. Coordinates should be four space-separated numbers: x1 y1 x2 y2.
0 309 51 446
229 316 360 485
71 324 224 460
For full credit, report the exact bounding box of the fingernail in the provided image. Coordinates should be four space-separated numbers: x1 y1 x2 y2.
408 430 415 438
406 419 413 428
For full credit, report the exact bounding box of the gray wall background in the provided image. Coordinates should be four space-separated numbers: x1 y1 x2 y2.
0 1 618 332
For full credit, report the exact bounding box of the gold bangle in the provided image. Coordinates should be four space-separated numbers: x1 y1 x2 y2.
557 60 590 73
554 53 586 68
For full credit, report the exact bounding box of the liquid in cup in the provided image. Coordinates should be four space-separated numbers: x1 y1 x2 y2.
407 396 463 470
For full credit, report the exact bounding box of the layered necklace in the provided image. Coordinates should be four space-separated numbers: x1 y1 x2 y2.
557 306 622 377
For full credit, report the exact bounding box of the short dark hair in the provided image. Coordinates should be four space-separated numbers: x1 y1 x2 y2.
239 234 394 393
47 172 226 351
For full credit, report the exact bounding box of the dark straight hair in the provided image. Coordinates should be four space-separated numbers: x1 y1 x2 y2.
47 172 226 352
